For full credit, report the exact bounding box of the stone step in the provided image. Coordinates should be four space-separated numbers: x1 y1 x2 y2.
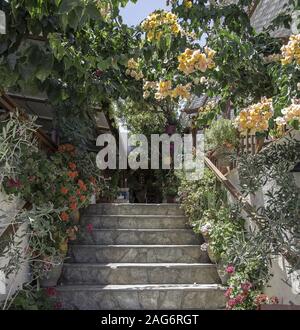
68 245 210 263
76 229 201 245
56 284 226 310
84 203 185 216
80 215 189 229
61 263 220 285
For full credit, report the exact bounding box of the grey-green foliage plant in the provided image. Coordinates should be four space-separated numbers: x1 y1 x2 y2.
0 112 38 186
0 203 65 280
238 136 300 268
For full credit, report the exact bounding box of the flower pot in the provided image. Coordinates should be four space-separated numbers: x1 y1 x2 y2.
202 233 210 243
90 193 96 205
166 195 176 203
217 265 229 285
70 209 80 224
40 258 64 288
256 136 265 152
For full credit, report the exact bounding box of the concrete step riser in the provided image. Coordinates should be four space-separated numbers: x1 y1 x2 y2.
84 204 185 216
61 264 220 285
68 245 210 263
76 230 202 245
56 287 226 310
80 216 189 229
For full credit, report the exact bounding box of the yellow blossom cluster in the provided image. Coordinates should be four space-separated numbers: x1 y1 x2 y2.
184 0 193 8
178 47 216 75
171 84 192 99
235 97 273 135
198 100 217 114
141 11 181 42
126 58 144 80
281 34 300 65
155 81 191 100
142 80 191 100
275 100 300 126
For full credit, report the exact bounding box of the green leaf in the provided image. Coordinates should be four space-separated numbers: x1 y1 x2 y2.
58 0 79 14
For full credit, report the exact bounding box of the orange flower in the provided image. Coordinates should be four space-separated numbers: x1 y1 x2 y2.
60 186 69 195
70 202 77 210
68 162 77 171
76 189 81 196
69 196 77 203
78 179 84 187
80 195 86 202
67 171 78 179
78 179 88 191
60 212 69 222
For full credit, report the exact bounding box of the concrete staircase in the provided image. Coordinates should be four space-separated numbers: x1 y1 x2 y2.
56 204 225 310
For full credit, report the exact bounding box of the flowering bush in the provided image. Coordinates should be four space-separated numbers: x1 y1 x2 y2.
4 148 94 221
281 34 300 66
141 10 181 42
178 47 216 75
235 97 273 135
224 270 279 310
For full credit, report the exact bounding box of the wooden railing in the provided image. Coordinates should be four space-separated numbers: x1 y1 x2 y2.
204 154 299 266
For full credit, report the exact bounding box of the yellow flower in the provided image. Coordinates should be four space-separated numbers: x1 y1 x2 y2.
178 48 216 75
281 34 300 65
235 97 273 135
184 0 193 9
141 10 181 42
280 100 300 124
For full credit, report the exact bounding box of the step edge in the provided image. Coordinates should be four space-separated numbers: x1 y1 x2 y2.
70 244 202 248
63 263 216 268
56 284 226 291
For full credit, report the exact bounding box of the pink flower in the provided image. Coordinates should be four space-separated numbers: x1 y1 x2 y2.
224 288 233 298
227 298 237 309
54 302 63 310
241 281 252 293
225 265 235 274
270 296 279 304
45 287 57 297
6 178 21 189
87 223 94 234
235 294 245 304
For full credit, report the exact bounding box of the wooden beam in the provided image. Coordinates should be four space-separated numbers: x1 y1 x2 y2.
7 93 48 104
0 93 57 152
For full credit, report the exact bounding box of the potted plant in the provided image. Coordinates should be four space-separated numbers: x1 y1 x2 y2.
205 119 239 170
163 186 178 203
